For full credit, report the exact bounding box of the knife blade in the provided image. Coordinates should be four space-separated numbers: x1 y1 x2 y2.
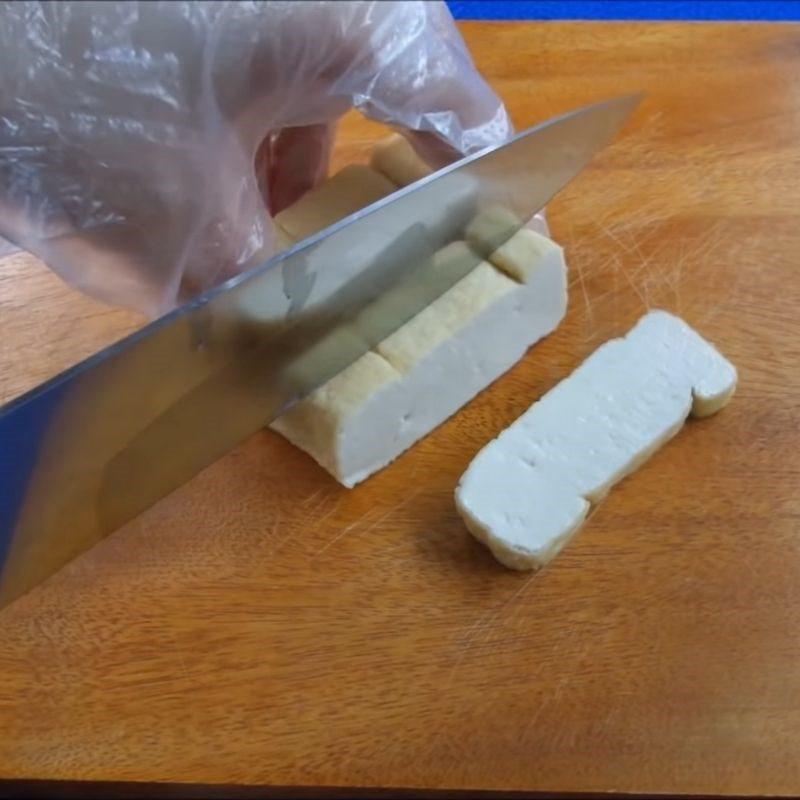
0 93 641 606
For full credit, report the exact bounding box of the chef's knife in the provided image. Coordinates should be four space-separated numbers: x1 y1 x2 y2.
0 94 641 606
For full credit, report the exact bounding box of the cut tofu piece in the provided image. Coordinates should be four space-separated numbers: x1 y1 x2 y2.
357 242 483 361
274 349 402 482
369 133 555 236
274 225 295 253
455 310 737 571
271 229 568 487
275 164 397 243
370 134 433 187
239 165 402 326
466 205 525 261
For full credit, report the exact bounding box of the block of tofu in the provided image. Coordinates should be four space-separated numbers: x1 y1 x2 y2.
271 229 568 487
455 310 738 571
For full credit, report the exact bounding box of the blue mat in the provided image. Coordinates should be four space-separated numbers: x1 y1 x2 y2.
447 1 800 21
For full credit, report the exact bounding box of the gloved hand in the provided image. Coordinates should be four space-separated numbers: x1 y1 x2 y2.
0 0 513 316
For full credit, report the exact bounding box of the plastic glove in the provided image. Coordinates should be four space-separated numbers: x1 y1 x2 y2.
0 0 513 316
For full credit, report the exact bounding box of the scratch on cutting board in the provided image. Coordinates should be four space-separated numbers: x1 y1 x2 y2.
261 510 288 548
275 488 343 556
271 529 303 557
317 488 423 555
317 518 361 555
518 671 578 742
665 238 685 316
617 250 653 310
569 208 738 332
444 572 539 690
678 220 734 326
571 242 596 328
595 218 640 257
300 487 324 508
566 244 626 329
299 487 338 521
359 488 423 534
702 223 744 322
558 109 753 334
312 495 343 528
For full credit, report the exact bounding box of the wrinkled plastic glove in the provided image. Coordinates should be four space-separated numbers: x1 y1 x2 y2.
0 0 514 316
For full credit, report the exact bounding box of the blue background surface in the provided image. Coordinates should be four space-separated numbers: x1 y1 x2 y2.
447 2 800 21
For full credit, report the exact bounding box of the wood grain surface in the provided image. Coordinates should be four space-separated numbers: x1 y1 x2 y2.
1 21 799 798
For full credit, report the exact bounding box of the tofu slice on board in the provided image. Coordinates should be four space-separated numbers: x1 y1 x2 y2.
455 310 737 570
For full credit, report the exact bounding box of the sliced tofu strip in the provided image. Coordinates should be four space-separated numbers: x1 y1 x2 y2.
370 133 433 187
371 135 551 238
241 165 400 325
275 164 397 243
455 311 737 571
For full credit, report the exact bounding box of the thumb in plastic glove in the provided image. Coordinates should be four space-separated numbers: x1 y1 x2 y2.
0 0 512 317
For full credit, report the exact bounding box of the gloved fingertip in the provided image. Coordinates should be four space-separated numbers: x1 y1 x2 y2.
265 123 335 215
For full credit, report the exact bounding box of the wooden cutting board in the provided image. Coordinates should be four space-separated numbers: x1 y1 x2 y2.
1 22 799 798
